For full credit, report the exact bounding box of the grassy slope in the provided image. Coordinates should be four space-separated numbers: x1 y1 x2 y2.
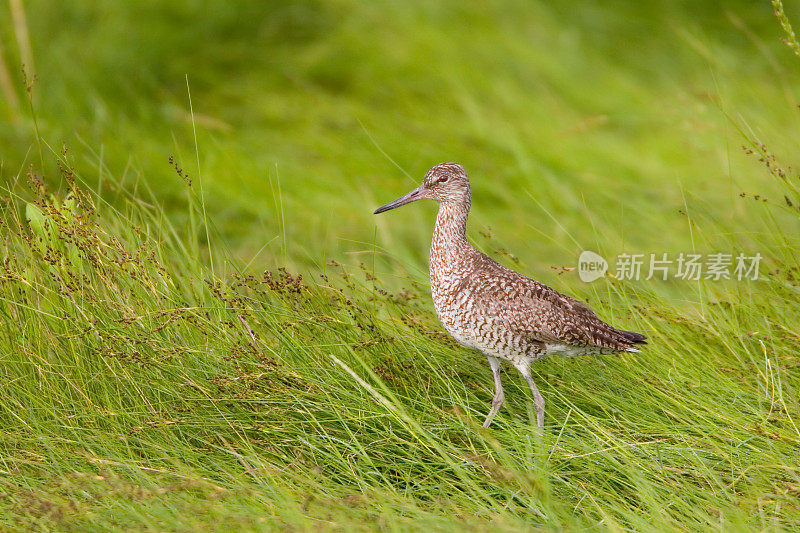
0 0 799 530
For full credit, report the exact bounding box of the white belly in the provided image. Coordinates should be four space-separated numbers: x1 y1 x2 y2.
543 343 590 358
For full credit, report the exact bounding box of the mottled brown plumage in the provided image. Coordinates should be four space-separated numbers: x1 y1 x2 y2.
374 163 646 428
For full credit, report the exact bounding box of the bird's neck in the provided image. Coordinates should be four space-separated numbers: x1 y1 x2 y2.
431 200 471 264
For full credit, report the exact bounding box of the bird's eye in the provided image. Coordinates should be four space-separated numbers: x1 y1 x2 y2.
439 176 449 183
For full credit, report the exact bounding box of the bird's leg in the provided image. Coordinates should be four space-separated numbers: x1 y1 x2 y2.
513 360 545 428
482 356 505 428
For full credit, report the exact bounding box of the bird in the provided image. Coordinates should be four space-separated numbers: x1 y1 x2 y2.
374 162 646 428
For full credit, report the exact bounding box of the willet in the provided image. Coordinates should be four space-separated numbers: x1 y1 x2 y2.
374 163 646 428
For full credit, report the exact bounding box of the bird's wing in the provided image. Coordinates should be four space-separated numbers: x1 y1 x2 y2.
468 256 640 351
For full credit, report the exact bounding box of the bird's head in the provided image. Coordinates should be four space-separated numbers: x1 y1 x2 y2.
374 162 471 214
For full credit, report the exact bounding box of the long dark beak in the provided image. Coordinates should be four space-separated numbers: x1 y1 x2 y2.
373 186 426 214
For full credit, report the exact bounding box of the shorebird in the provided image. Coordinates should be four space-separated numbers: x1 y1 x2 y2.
374 163 646 428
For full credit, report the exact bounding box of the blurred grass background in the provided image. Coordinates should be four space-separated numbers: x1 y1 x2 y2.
2 0 798 274
1 0 799 530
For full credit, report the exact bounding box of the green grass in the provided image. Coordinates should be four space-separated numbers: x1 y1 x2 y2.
1 1 800 530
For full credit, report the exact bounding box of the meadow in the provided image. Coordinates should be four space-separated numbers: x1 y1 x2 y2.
0 1 799 530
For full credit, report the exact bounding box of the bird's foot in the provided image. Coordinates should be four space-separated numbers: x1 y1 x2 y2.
482 391 505 428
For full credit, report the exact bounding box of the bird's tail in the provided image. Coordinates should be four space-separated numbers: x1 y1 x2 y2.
619 329 647 345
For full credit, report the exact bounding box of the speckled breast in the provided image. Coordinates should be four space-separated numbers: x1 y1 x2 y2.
430 268 540 362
